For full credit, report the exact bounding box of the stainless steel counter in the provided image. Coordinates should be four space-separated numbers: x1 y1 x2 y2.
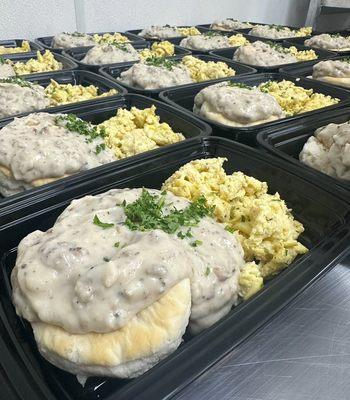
175 254 350 400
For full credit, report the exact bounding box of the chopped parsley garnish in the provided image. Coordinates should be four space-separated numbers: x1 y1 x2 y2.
95 143 106 154
114 241 120 248
107 41 128 51
71 31 86 37
265 41 290 54
227 81 252 90
225 225 236 234
145 56 179 70
93 214 114 229
121 189 214 235
205 266 211 276
191 240 203 247
268 24 288 32
55 114 106 153
0 76 32 87
177 228 193 239
259 80 273 93
103 256 111 262
204 31 222 38
0 56 4 65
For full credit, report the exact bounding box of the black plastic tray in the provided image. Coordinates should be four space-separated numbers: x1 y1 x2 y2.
0 94 211 214
99 54 256 98
0 70 127 123
209 39 335 72
35 31 145 53
256 107 350 190
62 42 191 73
0 39 42 55
280 55 350 89
126 26 207 44
0 136 349 400
285 36 350 56
2 50 78 76
159 72 350 145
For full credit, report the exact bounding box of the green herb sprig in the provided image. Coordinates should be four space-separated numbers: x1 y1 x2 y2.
268 24 288 32
107 41 128 51
0 76 32 88
93 214 114 229
121 189 214 242
55 114 106 154
204 31 222 38
145 56 179 70
0 56 4 65
227 81 253 90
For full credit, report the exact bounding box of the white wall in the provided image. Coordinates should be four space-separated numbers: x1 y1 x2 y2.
0 0 309 40
0 0 76 39
76 0 309 32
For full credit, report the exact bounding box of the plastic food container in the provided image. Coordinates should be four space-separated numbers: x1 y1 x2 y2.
35 31 145 53
0 136 349 400
209 39 335 72
280 55 350 89
168 30 243 55
159 72 350 145
1 50 78 77
0 94 211 212
257 107 350 190
285 36 350 56
0 39 43 55
99 54 256 98
62 42 191 73
126 26 207 44
0 69 127 123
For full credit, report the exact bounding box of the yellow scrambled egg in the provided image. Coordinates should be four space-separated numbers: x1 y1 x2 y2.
228 34 250 47
287 46 317 61
139 41 175 59
177 27 201 36
11 51 62 75
100 105 185 159
0 40 31 55
182 55 235 82
162 158 308 299
259 80 339 116
295 26 313 37
93 32 129 44
44 79 117 106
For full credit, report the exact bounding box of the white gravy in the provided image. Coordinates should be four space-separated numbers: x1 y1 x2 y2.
11 188 244 335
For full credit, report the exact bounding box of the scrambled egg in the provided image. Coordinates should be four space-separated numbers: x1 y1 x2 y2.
162 158 308 298
182 55 235 82
177 27 201 36
44 79 117 106
0 40 31 55
10 51 62 75
287 46 317 61
295 26 313 37
228 34 250 47
139 41 175 59
93 32 129 44
100 105 185 159
259 80 339 116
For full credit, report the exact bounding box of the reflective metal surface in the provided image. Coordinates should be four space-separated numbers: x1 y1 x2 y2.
175 254 350 400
